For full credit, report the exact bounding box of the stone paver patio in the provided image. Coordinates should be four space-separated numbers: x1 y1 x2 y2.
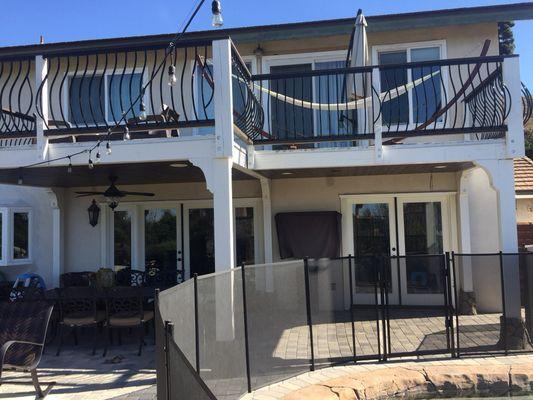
0 338 156 400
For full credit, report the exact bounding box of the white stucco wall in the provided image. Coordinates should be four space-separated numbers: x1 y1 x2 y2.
0 183 54 285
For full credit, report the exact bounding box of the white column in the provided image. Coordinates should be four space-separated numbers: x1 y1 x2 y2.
459 171 473 292
46 189 62 287
35 55 49 160
479 159 520 318
212 38 235 340
503 56 525 159
372 67 383 160
260 177 274 292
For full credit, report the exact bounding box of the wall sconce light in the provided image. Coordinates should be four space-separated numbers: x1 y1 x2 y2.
88 199 101 227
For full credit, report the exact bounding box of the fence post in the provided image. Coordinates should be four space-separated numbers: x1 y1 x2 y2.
303 257 315 371
450 251 460 358
379 259 388 361
499 251 508 355
348 255 357 362
193 273 200 373
374 264 381 361
240 262 252 393
164 321 173 400
443 252 453 356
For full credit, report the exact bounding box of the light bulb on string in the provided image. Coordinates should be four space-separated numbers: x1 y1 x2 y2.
106 141 112 155
168 65 177 87
17 169 23 185
67 157 73 174
212 0 223 27
88 152 94 170
139 100 147 121
124 126 131 141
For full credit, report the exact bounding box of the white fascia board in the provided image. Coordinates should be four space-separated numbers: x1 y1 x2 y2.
252 140 506 170
0 136 217 169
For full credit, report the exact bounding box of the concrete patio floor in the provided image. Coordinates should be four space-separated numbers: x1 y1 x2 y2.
0 333 156 400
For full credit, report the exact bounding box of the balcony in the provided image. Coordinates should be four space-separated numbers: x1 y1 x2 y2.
0 39 529 156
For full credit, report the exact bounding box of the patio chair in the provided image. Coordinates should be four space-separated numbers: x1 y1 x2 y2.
0 301 55 398
115 268 146 287
103 287 153 357
56 287 105 356
59 271 95 288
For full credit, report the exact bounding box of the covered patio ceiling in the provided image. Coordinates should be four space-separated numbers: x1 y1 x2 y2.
259 161 475 179
0 161 257 188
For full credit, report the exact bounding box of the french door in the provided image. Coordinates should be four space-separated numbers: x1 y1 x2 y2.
342 193 455 306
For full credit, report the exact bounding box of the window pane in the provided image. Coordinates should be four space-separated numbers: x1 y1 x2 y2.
13 212 29 260
410 47 441 124
353 203 391 293
197 64 214 135
114 211 132 267
69 76 105 124
107 73 143 122
270 64 314 140
145 209 177 272
403 202 444 295
379 51 409 125
236 207 254 265
315 61 355 145
189 208 214 276
0 213 2 261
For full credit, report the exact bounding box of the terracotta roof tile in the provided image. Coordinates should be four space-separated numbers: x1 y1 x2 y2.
515 157 533 192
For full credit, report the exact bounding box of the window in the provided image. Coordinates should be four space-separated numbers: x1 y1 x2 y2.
68 72 143 124
113 210 132 267
375 43 443 128
0 207 32 266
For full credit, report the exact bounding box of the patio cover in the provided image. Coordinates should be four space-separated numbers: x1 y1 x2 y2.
275 211 341 259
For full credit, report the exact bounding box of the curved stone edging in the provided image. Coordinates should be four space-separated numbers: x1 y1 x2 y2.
282 365 533 400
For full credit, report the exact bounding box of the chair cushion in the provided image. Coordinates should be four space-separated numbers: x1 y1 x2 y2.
63 311 105 326
109 311 153 327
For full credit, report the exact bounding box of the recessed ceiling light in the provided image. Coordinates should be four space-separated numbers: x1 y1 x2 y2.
281 172 293 176
434 165 447 169
170 163 188 168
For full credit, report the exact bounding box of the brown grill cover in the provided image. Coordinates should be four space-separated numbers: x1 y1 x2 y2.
275 211 341 259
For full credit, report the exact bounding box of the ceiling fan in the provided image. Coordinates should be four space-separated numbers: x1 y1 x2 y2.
76 176 155 210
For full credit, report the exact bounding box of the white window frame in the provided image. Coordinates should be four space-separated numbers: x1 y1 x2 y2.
0 206 33 266
63 67 148 126
371 40 448 131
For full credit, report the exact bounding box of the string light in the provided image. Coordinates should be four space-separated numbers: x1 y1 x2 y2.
123 126 131 141
139 100 147 120
88 152 94 170
95 145 101 164
106 141 112 155
212 0 223 27
67 157 73 174
17 168 23 185
168 64 177 87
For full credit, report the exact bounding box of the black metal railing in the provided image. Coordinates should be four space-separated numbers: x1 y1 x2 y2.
247 56 514 145
0 57 36 139
34 40 215 139
522 82 533 126
156 252 533 399
231 44 264 142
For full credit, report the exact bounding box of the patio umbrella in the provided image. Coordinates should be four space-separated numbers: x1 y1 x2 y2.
345 9 369 134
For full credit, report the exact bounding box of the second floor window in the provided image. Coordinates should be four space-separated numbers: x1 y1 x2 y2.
69 72 143 125
377 44 442 128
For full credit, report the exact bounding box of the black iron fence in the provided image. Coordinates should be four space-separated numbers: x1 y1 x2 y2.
156 252 533 399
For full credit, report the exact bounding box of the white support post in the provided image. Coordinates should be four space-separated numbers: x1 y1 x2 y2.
212 38 236 341
372 67 383 160
503 56 524 158
35 56 49 160
46 189 62 287
459 172 473 293
260 177 274 292
479 159 520 319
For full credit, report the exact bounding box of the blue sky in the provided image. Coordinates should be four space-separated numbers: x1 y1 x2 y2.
0 0 531 86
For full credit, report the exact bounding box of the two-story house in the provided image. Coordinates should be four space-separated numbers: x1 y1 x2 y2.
0 3 531 329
